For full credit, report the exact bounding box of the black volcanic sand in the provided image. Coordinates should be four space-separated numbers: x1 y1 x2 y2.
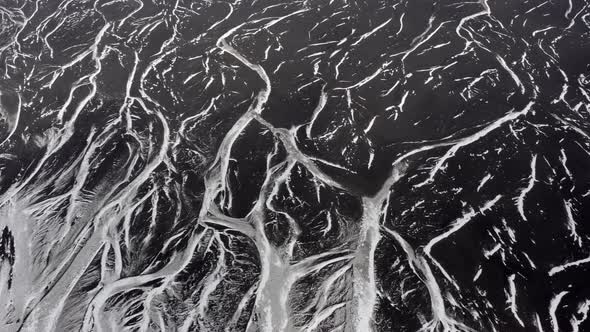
0 0 589 331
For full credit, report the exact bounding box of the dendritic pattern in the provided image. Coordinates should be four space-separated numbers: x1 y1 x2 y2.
0 0 590 331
